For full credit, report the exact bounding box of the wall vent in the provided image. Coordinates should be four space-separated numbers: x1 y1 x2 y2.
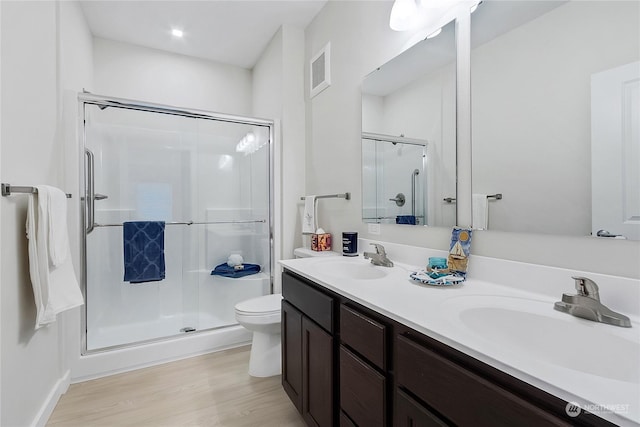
310 42 331 98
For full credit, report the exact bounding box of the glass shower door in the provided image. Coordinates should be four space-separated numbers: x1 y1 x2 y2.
82 100 271 352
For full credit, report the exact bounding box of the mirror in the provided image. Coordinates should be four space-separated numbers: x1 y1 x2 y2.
362 19 457 227
471 1 640 240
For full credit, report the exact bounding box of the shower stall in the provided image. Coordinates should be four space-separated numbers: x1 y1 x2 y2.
79 94 273 353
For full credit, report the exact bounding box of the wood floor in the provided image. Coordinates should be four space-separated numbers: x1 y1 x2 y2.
47 346 305 427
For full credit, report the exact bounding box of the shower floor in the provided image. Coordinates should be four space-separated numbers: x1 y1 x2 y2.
87 312 233 351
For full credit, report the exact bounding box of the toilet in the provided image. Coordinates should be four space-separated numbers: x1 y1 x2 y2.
234 248 339 377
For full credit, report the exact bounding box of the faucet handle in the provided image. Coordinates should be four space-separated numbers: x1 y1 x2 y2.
572 276 600 301
370 243 386 255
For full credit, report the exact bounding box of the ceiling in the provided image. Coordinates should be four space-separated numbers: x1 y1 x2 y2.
79 1 327 69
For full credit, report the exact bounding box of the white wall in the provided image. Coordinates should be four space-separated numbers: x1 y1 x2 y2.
304 1 640 279
252 25 306 283
0 1 92 425
93 37 253 115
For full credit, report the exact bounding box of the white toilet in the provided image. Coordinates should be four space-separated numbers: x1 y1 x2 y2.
234 248 339 377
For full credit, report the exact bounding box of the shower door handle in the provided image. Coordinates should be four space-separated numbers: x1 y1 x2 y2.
85 149 95 234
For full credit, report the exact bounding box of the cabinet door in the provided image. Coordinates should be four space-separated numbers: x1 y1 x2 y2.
302 316 334 427
282 301 303 412
395 389 448 427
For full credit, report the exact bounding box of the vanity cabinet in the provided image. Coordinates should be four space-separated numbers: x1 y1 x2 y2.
281 270 617 427
282 272 334 427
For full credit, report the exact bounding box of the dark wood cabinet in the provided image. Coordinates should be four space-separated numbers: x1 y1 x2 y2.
394 389 448 427
282 272 334 427
282 301 303 412
396 334 570 427
302 316 333 427
339 346 386 427
282 269 617 427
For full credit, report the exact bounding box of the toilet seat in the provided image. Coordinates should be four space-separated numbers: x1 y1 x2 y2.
234 293 282 316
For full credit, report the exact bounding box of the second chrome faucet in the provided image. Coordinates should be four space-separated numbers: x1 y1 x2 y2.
554 276 631 328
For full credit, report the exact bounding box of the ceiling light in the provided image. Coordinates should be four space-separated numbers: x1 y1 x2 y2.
171 29 183 38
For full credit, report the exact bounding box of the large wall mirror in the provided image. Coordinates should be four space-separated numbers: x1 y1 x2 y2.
471 1 640 240
362 19 457 227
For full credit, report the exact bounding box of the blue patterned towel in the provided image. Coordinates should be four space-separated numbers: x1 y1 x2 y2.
396 215 417 225
123 221 166 283
211 263 261 278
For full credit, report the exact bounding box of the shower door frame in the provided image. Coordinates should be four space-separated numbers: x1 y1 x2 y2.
77 93 275 355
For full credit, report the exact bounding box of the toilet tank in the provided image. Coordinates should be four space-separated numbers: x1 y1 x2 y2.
293 247 340 259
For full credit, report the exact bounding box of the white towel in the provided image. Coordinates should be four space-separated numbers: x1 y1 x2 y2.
302 195 317 234
39 185 70 267
472 193 488 230
26 186 84 329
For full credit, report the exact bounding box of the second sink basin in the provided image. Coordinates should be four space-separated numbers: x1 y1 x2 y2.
441 295 639 384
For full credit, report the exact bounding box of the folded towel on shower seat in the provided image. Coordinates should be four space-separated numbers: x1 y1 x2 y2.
396 215 417 225
123 221 166 283
211 263 261 278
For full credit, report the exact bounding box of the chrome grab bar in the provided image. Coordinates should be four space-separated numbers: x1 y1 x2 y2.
85 149 95 234
411 169 419 217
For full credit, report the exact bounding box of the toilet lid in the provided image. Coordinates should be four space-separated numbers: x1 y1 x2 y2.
235 293 283 315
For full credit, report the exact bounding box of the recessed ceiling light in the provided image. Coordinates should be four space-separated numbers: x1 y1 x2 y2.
171 29 183 38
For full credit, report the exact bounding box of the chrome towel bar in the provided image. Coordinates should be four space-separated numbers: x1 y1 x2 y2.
300 192 350 201
443 193 502 204
93 219 266 228
1 183 72 198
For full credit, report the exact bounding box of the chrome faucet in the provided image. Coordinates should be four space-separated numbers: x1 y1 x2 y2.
554 276 631 328
363 243 394 267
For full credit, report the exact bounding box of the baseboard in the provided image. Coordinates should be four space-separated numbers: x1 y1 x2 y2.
31 369 71 427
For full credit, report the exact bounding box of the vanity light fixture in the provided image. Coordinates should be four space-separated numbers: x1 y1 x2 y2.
426 27 442 39
171 28 184 38
389 0 420 31
470 1 482 13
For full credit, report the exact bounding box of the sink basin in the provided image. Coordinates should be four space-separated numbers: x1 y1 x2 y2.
314 260 389 280
442 295 639 383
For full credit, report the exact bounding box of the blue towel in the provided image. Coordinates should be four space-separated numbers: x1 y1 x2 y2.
396 215 417 225
211 263 260 278
123 221 166 283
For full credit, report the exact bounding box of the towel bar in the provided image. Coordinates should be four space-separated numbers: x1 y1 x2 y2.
93 219 266 228
300 193 350 201
1 183 72 198
443 194 502 204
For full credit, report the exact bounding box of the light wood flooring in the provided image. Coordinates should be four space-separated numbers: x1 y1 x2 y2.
47 346 305 427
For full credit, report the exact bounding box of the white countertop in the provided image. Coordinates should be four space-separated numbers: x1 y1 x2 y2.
280 252 640 427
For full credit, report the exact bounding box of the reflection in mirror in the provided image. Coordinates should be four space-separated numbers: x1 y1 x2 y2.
362 133 426 224
362 19 456 227
471 1 640 240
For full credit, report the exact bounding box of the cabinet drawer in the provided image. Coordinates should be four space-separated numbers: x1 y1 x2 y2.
395 389 448 427
339 411 357 427
283 271 334 333
340 304 386 370
339 346 386 427
396 335 570 427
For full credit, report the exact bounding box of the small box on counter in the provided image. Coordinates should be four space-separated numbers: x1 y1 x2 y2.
311 233 332 251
